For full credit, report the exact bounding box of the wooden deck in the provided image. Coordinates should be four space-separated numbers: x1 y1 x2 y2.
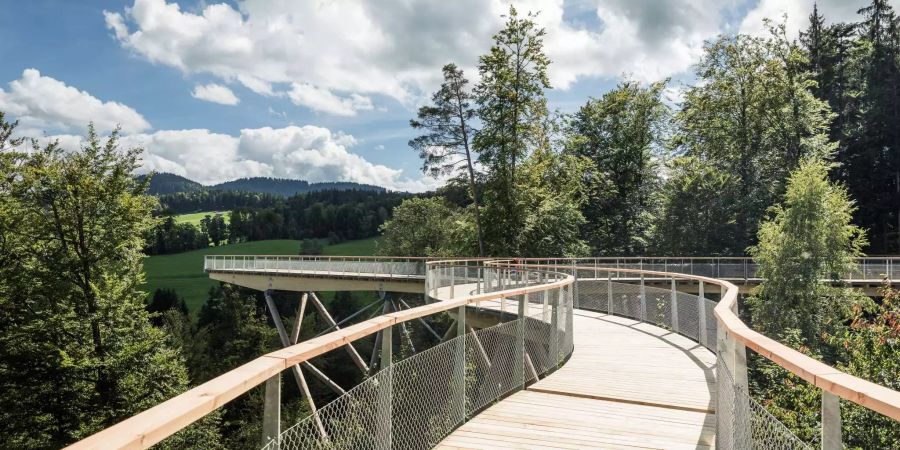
438 309 717 449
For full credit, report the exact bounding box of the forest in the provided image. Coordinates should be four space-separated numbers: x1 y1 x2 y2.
0 1 898 448
144 189 408 255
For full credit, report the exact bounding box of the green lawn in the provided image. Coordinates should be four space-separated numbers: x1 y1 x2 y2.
142 237 379 313
173 211 229 227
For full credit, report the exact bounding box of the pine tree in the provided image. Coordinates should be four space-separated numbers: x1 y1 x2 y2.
409 63 485 255
474 6 551 254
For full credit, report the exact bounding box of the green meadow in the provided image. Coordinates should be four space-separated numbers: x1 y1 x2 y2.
142 237 379 313
172 211 230 227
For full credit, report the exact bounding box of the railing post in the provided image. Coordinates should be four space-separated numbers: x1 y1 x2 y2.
670 278 679 333
640 274 647 322
450 266 456 298
698 281 707 348
455 304 467 423
821 391 842 450
376 324 392 450
515 292 526 390
607 271 613 314
551 287 560 366
572 261 580 309
262 373 281 449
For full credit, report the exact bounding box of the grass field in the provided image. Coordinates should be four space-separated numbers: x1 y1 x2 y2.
142 237 379 313
173 211 229 227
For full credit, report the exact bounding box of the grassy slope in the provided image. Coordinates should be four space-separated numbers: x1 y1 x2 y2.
173 211 229 227
142 237 379 313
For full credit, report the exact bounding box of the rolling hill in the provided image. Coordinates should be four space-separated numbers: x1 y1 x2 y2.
142 173 387 196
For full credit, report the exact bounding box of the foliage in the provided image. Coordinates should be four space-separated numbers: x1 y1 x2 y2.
189 284 279 448
299 238 325 255
652 157 741 255
0 119 219 448
800 0 900 254
226 190 404 244
377 197 477 257
147 288 189 326
144 216 210 255
513 148 590 257
824 282 900 448
566 80 668 255
669 22 834 254
747 157 866 346
200 213 228 246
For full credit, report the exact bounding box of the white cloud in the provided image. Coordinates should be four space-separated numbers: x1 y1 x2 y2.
287 83 373 116
35 125 436 192
740 0 900 39
191 83 240 105
0 69 150 134
105 0 742 109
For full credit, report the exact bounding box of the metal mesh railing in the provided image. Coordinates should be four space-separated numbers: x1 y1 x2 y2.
205 255 427 278
716 356 812 450
267 263 572 450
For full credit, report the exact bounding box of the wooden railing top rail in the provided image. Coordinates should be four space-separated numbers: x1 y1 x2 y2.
67 263 572 450
505 262 900 422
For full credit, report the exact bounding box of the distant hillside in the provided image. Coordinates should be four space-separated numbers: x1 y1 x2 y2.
139 173 203 195
212 177 385 196
141 173 387 196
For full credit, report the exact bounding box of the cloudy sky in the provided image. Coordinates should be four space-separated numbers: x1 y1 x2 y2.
0 0 892 191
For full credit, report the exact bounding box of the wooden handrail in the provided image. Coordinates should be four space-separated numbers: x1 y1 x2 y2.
67 265 572 450
68 259 900 449
507 262 900 422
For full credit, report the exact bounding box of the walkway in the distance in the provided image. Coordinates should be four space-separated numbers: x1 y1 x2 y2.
436 292 717 449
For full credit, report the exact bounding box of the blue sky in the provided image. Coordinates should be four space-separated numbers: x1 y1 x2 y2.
0 0 884 191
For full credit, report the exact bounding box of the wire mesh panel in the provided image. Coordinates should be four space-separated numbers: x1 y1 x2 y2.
609 280 642 319
465 320 520 415
703 299 718 351
392 337 465 450
271 366 385 450
675 290 701 341
716 356 812 450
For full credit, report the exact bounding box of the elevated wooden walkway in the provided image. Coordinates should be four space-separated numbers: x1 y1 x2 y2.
439 309 716 449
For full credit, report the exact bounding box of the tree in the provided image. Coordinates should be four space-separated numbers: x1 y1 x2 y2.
747 156 867 346
0 119 218 447
190 284 280 448
299 238 324 255
514 148 591 257
844 0 900 253
670 23 834 254
475 6 551 254
147 288 189 326
410 63 485 256
653 157 741 255
377 197 477 257
566 80 668 255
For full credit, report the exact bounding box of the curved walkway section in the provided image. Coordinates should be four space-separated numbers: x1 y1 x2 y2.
438 308 716 449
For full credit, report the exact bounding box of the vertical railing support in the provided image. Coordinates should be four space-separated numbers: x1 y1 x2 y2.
572 262 580 309
262 373 281 449
639 274 647 322
514 292 526 390
670 278 679 333
821 391 842 450
698 281 707 348
607 271 613 314
454 304 467 423
551 288 560 367
376 325 392 450
450 266 455 298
